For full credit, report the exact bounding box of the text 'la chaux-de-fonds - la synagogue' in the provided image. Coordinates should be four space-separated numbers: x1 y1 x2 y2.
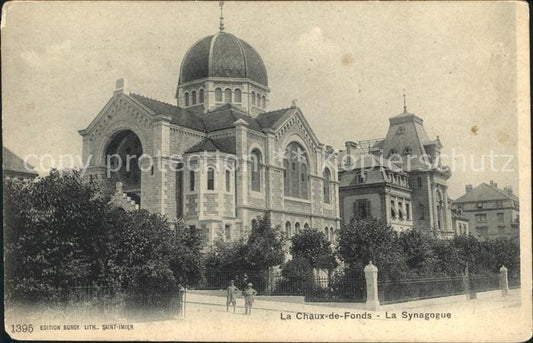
78 3 456 246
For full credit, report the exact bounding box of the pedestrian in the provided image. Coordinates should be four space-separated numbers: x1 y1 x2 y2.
226 280 240 313
242 282 257 315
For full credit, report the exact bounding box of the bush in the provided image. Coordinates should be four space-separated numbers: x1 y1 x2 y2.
4 170 205 308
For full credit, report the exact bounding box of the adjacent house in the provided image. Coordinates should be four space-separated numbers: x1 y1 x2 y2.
452 181 519 240
2 146 38 181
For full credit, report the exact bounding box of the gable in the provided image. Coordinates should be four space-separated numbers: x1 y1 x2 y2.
273 108 322 152
79 93 156 139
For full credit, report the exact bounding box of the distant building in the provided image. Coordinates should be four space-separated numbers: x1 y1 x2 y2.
338 150 413 232
451 208 470 236
2 146 38 181
339 102 455 238
452 181 519 240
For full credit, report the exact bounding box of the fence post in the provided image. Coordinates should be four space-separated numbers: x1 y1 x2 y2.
499 265 509 297
364 261 380 311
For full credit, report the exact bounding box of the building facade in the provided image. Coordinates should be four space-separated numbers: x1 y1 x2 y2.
79 27 340 246
339 105 455 238
338 149 413 232
452 181 519 240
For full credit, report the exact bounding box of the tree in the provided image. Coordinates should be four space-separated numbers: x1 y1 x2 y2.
336 217 407 280
241 211 285 272
398 229 434 273
479 238 520 274
290 228 338 272
4 170 205 307
4 170 110 302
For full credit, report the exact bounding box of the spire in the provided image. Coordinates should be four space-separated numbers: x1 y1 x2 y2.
403 89 407 113
219 1 225 32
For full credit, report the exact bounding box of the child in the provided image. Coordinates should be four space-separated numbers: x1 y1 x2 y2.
242 283 257 315
226 280 239 312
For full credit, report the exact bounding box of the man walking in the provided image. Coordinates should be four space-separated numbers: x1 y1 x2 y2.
226 280 239 312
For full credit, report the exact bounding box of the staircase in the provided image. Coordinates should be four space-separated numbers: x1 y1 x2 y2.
110 182 139 211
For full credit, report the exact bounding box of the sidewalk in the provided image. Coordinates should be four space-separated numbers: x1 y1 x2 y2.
185 287 521 315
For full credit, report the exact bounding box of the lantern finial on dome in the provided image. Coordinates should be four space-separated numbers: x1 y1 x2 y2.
219 1 225 32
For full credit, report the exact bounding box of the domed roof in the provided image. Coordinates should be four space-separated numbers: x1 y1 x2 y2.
179 32 268 87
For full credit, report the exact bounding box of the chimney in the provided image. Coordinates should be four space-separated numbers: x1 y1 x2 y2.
114 78 128 95
489 180 498 188
465 184 473 193
504 186 513 195
345 141 358 156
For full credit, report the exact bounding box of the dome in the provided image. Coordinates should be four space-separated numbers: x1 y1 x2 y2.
179 32 268 87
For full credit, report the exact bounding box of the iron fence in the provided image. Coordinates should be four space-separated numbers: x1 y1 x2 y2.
378 276 465 304
201 269 517 305
508 272 521 289
304 276 366 303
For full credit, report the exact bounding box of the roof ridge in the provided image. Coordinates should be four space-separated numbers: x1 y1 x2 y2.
130 93 178 108
258 106 293 116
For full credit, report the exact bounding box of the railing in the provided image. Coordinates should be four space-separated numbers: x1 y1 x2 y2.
378 276 465 305
508 272 521 289
200 267 518 306
304 276 366 303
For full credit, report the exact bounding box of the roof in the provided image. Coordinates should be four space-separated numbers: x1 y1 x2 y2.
255 107 291 128
454 183 519 203
129 95 293 136
202 104 263 132
130 93 206 132
185 137 236 154
179 32 268 86
2 146 38 176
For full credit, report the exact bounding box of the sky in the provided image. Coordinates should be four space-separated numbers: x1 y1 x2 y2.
1 1 525 199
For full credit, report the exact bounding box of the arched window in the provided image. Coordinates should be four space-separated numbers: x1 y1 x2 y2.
257 93 261 107
250 149 261 192
295 222 300 234
284 142 308 199
191 90 197 105
419 203 425 219
225 169 231 192
283 158 290 195
330 227 335 241
285 222 292 238
403 146 412 155
262 95 266 108
323 168 331 204
300 163 308 199
184 92 190 106
304 223 310 230
207 168 215 190
189 170 195 191
215 88 222 102
199 89 204 103
225 224 231 240
324 227 330 241
251 91 256 105
234 89 242 103
388 148 398 158
224 88 232 103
